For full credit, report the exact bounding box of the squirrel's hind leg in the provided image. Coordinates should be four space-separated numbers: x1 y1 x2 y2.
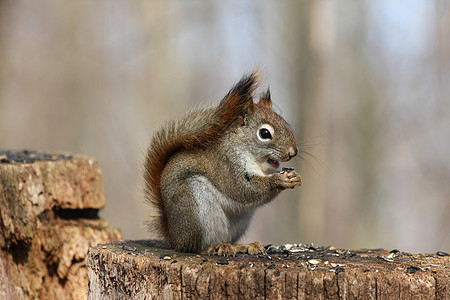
163 173 232 253
162 179 206 253
206 241 266 257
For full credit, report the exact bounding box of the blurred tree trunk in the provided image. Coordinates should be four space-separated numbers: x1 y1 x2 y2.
324 1 381 247
430 0 450 249
283 0 334 244
0 0 6 137
271 1 317 243
296 0 337 244
282 0 381 248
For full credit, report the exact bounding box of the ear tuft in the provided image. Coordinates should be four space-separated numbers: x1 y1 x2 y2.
258 87 272 109
217 71 260 118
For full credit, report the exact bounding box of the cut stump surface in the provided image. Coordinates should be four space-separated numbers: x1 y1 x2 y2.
88 241 449 299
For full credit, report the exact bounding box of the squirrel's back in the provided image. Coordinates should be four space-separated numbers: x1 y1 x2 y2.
144 72 260 238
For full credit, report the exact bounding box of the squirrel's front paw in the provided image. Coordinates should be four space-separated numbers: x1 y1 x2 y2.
273 170 302 189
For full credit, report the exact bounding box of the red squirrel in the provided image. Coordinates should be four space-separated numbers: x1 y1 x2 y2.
144 71 302 256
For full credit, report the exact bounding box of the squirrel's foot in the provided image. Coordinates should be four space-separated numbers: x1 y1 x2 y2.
273 170 302 189
206 241 267 257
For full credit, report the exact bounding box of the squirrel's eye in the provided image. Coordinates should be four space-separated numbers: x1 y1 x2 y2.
259 128 272 140
257 124 275 142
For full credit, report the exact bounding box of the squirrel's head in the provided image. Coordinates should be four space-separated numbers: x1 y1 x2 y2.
218 71 298 174
237 88 298 174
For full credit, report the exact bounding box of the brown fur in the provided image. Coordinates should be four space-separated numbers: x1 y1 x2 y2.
144 72 260 239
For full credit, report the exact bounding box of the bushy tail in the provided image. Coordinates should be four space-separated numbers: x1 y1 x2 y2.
144 71 260 239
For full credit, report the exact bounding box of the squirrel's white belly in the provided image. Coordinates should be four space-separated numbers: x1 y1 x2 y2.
187 175 255 248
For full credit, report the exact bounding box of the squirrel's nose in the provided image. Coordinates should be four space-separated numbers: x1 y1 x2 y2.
288 147 298 159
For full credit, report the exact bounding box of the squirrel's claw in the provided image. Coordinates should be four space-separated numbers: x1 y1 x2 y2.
206 241 266 256
246 241 267 255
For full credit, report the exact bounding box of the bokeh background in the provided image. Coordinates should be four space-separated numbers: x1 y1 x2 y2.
1 1 449 253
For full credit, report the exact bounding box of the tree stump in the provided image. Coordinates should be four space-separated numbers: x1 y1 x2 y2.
0 150 121 300
87 241 449 299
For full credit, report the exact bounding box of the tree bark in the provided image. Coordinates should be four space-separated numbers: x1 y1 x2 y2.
0 151 121 300
88 241 449 299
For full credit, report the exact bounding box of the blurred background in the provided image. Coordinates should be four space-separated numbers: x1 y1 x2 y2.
1 1 449 253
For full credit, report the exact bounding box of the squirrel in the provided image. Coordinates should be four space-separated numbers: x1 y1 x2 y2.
144 71 302 256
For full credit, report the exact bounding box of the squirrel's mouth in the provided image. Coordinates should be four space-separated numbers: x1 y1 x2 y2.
267 158 280 170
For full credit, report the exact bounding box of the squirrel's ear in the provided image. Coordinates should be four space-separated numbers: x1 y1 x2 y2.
218 72 257 117
258 88 272 110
